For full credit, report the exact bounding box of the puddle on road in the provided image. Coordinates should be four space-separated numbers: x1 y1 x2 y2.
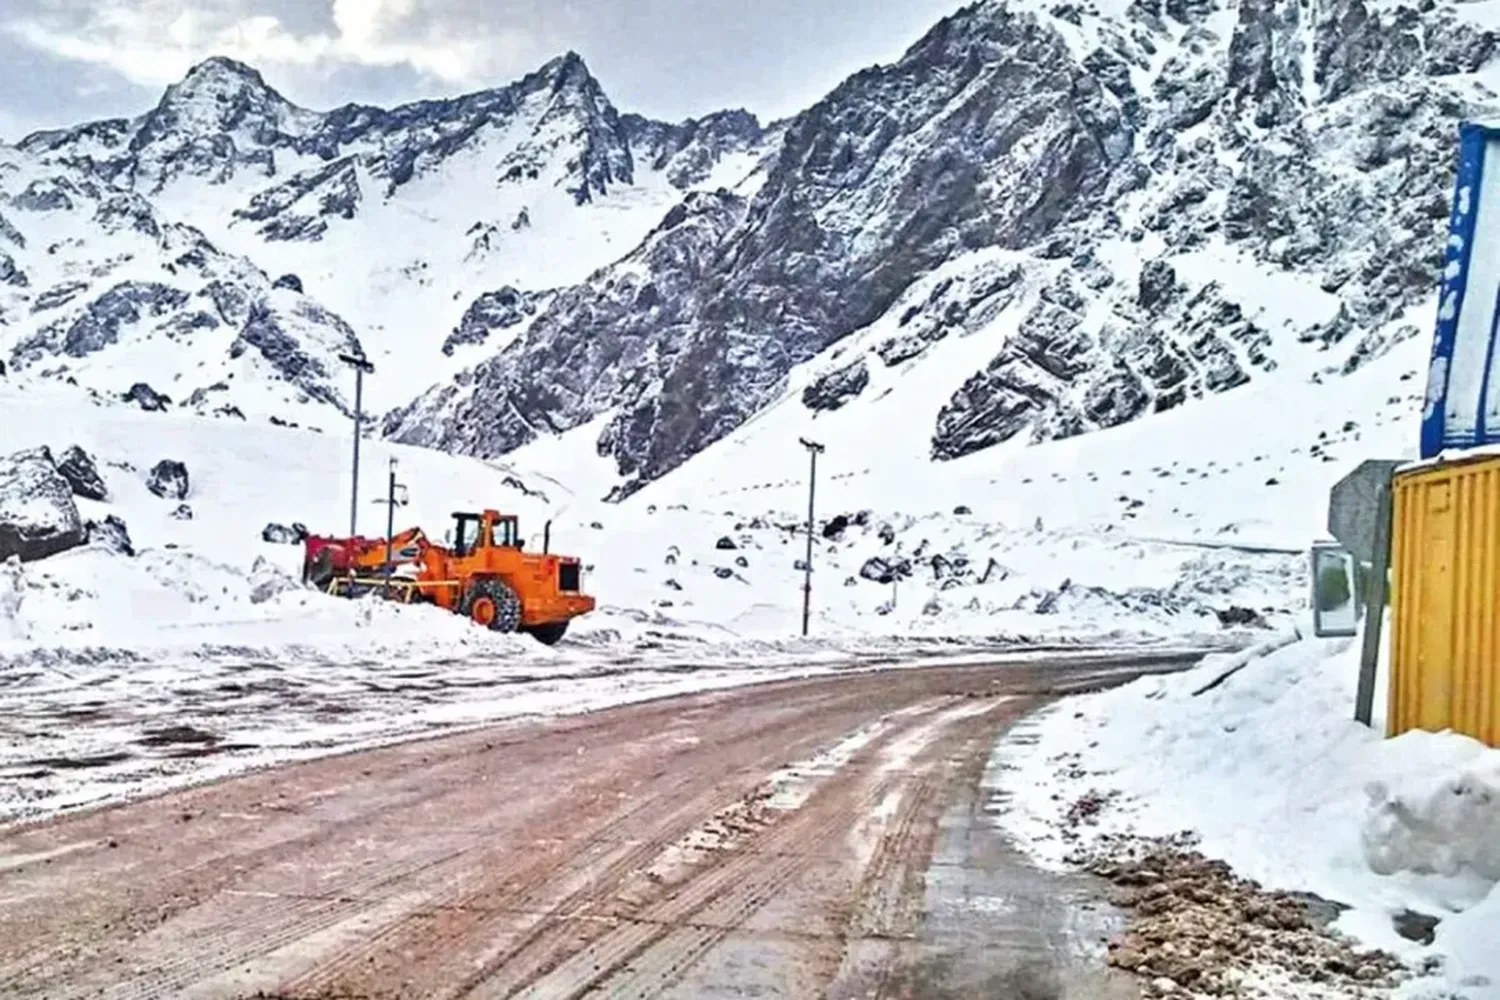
874 768 1137 1000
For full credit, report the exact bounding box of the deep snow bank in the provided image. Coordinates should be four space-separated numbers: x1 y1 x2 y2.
997 634 1500 997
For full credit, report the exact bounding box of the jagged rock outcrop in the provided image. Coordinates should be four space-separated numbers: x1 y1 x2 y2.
10 282 191 366
228 299 360 412
234 156 362 242
0 252 26 288
621 110 766 188
384 188 750 453
441 287 543 355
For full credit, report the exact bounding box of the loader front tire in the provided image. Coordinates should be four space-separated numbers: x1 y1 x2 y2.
462 578 521 633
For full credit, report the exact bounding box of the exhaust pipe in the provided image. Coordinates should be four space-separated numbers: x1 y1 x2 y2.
543 519 552 554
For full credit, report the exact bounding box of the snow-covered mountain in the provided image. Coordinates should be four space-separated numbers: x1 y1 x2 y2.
376 0 1500 498
0 145 363 423
7 0 1497 504
15 53 771 410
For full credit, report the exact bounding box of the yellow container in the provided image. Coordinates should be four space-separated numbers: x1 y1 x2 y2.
1389 453 1500 745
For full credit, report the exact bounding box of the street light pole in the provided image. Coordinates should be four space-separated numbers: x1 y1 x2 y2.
339 352 375 537
799 437 825 637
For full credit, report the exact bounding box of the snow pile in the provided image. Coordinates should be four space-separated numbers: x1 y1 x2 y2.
996 635 1500 997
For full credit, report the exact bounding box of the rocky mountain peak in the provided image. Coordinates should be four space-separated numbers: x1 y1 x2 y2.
176 55 276 95
537 50 594 88
135 53 304 148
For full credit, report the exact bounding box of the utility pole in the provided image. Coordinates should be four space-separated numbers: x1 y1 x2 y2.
373 456 409 594
383 457 402 569
339 352 375 537
799 437 825 637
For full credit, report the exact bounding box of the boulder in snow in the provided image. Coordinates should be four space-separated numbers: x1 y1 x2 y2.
713 566 734 579
262 522 308 545
147 460 190 500
0 446 87 563
170 503 193 521
86 514 134 556
57 445 107 501
1215 605 1268 628
123 382 172 412
859 556 912 585
822 514 850 540
271 273 304 293
715 536 737 550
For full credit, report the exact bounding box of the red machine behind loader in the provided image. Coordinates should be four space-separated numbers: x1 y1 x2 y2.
303 509 595 645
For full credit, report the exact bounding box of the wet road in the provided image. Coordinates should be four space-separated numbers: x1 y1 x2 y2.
0 653 1182 999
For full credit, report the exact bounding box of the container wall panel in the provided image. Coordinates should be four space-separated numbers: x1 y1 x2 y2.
1389 455 1500 746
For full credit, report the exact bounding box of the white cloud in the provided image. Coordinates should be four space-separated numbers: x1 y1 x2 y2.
3 0 555 90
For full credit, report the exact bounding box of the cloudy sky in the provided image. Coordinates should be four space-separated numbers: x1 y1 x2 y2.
0 0 966 139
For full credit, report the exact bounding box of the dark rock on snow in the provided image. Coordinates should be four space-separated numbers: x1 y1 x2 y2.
1215 605 1269 628
123 382 172 411
441 287 540 355
0 447 87 563
272 273 304 293
170 503 194 521
802 359 871 412
859 555 913 585
715 536 737 550
56 445 108 501
87 514 134 556
147 460 190 500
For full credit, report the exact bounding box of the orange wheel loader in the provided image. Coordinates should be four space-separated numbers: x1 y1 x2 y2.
302 509 595 645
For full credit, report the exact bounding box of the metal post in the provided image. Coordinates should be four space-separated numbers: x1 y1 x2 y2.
1355 479 1395 727
339 353 375 537
799 437 824 637
384 457 397 570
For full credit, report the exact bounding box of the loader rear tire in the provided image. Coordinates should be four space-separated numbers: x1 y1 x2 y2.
527 621 569 646
462 578 521 633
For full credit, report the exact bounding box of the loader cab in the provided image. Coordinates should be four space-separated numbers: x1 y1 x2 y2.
449 510 521 556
